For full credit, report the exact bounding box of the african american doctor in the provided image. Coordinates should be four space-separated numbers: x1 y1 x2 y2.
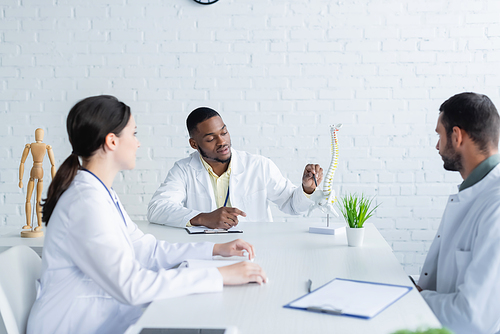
147 107 323 229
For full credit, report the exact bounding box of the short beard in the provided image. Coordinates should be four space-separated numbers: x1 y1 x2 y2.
199 145 231 164
441 137 462 172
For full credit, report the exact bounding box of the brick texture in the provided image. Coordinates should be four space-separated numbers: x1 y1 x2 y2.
1 0 498 275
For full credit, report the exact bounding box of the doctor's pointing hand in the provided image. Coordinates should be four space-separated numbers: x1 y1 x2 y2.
302 164 323 194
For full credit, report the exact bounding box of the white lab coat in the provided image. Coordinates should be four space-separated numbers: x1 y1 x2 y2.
147 149 312 227
27 171 223 334
419 164 500 334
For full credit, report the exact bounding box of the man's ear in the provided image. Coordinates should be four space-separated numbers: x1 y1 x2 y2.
189 138 197 150
451 126 464 149
104 133 118 152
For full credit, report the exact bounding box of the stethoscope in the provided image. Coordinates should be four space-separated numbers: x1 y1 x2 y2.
223 185 230 207
82 169 127 226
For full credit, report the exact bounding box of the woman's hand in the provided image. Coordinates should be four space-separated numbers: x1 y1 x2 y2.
213 239 255 260
218 261 267 285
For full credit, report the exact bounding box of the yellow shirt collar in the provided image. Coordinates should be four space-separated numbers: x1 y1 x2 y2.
200 155 232 178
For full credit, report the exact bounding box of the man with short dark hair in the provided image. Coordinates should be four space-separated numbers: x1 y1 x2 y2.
148 107 323 229
415 92 500 334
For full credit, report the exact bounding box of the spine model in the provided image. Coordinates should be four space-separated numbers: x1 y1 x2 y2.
306 124 342 218
323 124 341 200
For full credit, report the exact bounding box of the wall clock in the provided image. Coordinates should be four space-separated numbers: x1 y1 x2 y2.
192 0 219 4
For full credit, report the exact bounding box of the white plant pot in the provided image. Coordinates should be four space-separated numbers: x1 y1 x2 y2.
346 227 365 247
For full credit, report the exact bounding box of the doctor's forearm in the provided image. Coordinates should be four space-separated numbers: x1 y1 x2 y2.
190 212 227 229
147 201 196 227
190 207 244 229
190 213 206 226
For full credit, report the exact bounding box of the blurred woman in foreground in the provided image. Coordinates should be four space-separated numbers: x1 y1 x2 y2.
27 95 267 334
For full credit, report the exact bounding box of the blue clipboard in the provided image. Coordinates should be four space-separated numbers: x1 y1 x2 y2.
284 278 413 319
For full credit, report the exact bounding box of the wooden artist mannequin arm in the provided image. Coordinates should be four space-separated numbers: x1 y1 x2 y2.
19 144 30 188
47 145 56 179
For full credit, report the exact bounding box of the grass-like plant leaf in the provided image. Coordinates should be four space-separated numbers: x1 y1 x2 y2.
392 328 453 334
337 193 380 228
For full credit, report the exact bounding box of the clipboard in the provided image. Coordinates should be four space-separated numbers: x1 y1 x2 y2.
185 226 243 234
284 278 412 319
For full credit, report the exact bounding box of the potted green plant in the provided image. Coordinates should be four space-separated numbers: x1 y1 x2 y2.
391 328 453 334
337 193 379 247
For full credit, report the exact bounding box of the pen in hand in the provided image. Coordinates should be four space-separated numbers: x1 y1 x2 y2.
408 275 422 292
312 174 318 188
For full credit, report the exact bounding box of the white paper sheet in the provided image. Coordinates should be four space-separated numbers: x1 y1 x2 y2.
287 278 412 318
179 259 244 269
185 226 243 234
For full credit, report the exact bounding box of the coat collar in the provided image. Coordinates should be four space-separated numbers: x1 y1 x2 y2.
187 148 245 209
74 170 133 247
456 163 500 202
459 154 500 192
74 170 125 224
74 169 113 199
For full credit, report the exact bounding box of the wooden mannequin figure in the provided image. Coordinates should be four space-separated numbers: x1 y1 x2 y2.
18 128 56 238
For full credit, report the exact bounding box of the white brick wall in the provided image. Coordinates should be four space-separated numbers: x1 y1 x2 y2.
1 0 499 274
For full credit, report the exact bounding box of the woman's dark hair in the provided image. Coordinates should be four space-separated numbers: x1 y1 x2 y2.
186 107 220 137
440 92 500 153
42 95 131 225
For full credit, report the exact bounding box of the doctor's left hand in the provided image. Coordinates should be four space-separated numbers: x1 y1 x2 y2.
302 164 323 194
213 239 255 260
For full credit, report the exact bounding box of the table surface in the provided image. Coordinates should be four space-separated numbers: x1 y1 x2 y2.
127 221 440 334
0 222 440 333
0 225 44 256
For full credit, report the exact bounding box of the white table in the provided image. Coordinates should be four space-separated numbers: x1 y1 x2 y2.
0 226 44 256
0 221 440 333
128 221 440 334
